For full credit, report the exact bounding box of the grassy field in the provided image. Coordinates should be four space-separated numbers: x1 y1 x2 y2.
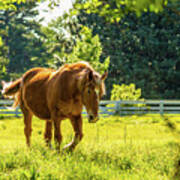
0 115 180 180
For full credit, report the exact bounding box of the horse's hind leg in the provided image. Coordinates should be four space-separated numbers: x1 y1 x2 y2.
44 121 52 147
20 104 32 147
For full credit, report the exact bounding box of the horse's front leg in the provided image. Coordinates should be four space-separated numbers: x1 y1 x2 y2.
44 121 52 147
53 119 62 152
63 115 83 152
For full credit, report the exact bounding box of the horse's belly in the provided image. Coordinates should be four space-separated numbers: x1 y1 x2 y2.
24 85 51 120
28 102 51 120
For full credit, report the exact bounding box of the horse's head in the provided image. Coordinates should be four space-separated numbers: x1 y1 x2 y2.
82 70 108 123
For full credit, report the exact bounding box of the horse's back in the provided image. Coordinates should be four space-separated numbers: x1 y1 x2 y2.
23 67 54 84
22 67 54 119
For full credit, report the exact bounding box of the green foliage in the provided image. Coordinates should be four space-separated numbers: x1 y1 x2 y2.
110 84 142 101
43 15 110 73
0 0 41 10
41 14 82 68
77 4 180 99
75 0 179 22
0 1 50 75
0 57 8 83
0 0 24 10
0 37 3 46
66 26 110 73
0 37 9 82
109 84 144 111
0 0 179 100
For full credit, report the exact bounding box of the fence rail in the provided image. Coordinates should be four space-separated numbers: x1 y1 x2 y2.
99 100 180 116
0 99 180 117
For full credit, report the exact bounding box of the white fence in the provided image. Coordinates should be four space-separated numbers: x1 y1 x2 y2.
99 100 180 116
0 99 180 117
0 100 21 117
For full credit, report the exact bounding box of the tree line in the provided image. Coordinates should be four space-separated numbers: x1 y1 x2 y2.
0 0 180 99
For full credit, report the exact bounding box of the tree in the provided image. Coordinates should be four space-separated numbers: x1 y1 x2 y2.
77 3 180 99
41 14 82 68
0 1 50 76
74 0 180 22
1 0 179 21
0 0 26 10
66 26 110 74
43 15 110 73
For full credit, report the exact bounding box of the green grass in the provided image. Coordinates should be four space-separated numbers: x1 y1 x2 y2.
0 115 180 179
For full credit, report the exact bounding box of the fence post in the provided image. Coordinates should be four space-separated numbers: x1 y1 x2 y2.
160 100 164 116
119 101 122 115
15 108 19 118
115 101 118 114
115 101 121 115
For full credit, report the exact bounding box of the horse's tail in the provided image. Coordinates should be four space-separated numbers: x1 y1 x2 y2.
1 78 22 109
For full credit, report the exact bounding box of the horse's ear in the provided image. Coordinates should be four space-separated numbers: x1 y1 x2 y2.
1 81 6 87
101 71 108 81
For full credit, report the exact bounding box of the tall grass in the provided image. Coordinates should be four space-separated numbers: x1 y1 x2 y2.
0 115 179 179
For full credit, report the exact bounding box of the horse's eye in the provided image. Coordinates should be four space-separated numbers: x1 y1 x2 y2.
88 89 90 94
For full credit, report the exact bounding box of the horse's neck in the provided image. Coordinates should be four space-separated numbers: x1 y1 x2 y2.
55 67 87 100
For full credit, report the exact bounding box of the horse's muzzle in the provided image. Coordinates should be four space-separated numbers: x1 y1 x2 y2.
88 115 99 123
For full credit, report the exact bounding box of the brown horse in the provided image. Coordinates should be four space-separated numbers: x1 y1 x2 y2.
1 62 107 151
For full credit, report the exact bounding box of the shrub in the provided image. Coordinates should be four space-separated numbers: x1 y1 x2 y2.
110 83 143 101
108 84 145 115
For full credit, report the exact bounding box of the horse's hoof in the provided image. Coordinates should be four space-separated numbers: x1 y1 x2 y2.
62 146 74 154
48 144 53 149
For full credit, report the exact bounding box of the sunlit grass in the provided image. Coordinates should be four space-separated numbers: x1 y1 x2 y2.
0 115 179 179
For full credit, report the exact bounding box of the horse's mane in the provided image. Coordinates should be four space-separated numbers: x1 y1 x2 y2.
59 61 93 72
57 62 106 96
59 61 106 96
